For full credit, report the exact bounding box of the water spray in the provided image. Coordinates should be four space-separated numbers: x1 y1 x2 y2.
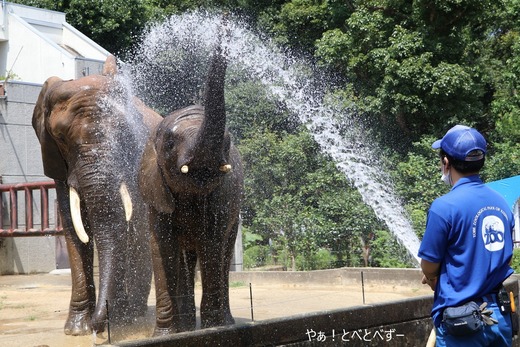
127 11 421 265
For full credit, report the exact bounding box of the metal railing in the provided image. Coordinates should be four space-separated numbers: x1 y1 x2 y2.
0 181 63 237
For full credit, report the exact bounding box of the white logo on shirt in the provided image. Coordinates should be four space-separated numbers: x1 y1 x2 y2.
481 215 505 251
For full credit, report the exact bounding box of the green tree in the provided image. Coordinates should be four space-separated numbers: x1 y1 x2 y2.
12 0 149 56
313 0 497 148
238 127 401 269
66 0 149 56
370 230 411 268
225 76 299 141
485 0 520 146
389 135 448 237
269 0 350 51
482 142 520 182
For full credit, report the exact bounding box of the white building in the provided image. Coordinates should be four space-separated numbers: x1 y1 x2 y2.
0 2 109 274
0 1 109 84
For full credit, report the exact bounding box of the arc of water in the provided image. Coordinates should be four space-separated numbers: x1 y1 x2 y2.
223 20 421 265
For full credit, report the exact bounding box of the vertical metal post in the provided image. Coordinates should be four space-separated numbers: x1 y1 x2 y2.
106 300 111 344
249 283 254 322
361 271 366 305
41 185 49 231
9 187 17 232
25 187 33 231
0 188 4 230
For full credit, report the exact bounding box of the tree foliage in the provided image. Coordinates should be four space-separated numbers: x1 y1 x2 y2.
237 128 390 269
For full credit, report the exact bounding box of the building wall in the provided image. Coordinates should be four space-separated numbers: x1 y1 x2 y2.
0 82 44 184
7 11 74 83
0 81 61 274
0 3 107 274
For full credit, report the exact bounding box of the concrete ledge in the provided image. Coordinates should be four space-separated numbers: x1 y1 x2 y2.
108 296 434 347
229 267 424 287
102 272 520 346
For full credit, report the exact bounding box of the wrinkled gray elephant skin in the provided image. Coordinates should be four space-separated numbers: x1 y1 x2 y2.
139 43 244 335
32 55 161 335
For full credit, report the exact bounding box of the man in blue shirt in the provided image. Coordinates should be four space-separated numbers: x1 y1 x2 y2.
418 125 515 346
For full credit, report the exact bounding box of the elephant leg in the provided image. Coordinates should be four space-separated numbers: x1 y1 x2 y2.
176 244 197 332
56 181 96 336
150 209 179 336
198 231 235 329
220 221 240 324
124 202 152 318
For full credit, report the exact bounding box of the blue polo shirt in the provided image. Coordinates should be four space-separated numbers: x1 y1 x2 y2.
418 175 514 327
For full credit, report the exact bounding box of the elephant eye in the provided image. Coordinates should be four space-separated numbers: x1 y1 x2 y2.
53 131 66 143
164 132 176 148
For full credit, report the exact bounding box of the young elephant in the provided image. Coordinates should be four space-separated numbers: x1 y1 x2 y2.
139 43 244 335
32 55 162 335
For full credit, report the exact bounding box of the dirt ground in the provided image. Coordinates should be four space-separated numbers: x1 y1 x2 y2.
0 271 432 347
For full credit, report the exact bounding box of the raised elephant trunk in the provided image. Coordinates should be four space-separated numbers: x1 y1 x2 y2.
190 45 228 169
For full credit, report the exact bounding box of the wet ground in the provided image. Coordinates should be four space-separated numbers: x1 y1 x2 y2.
0 271 432 347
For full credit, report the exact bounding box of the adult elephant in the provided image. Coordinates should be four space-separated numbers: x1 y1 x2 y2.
32 55 161 335
139 42 244 335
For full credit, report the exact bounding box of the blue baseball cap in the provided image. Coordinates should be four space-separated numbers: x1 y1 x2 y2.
432 125 486 161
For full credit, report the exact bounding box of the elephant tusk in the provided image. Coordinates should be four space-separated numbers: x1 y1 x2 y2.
69 187 89 244
181 165 189 174
219 164 232 173
119 182 133 222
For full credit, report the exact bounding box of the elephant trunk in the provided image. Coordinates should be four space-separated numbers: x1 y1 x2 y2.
192 46 228 166
69 182 133 244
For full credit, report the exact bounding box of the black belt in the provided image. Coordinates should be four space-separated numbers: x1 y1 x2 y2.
480 293 498 304
476 284 504 305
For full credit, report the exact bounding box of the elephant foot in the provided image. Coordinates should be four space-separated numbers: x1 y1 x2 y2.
152 316 195 336
174 318 196 333
127 300 149 317
91 306 108 333
224 313 235 326
175 305 196 332
64 309 92 336
91 297 134 332
200 311 235 329
152 326 176 337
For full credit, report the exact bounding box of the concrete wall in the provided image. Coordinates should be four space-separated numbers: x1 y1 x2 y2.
0 81 45 183
0 2 105 274
229 267 423 287
0 80 61 274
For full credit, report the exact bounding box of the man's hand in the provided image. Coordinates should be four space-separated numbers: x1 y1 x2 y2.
421 274 437 291
421 259 440 291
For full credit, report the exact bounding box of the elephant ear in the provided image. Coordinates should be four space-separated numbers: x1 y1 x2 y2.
32 77 68 181
102 55 118 77
139 134 175 214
